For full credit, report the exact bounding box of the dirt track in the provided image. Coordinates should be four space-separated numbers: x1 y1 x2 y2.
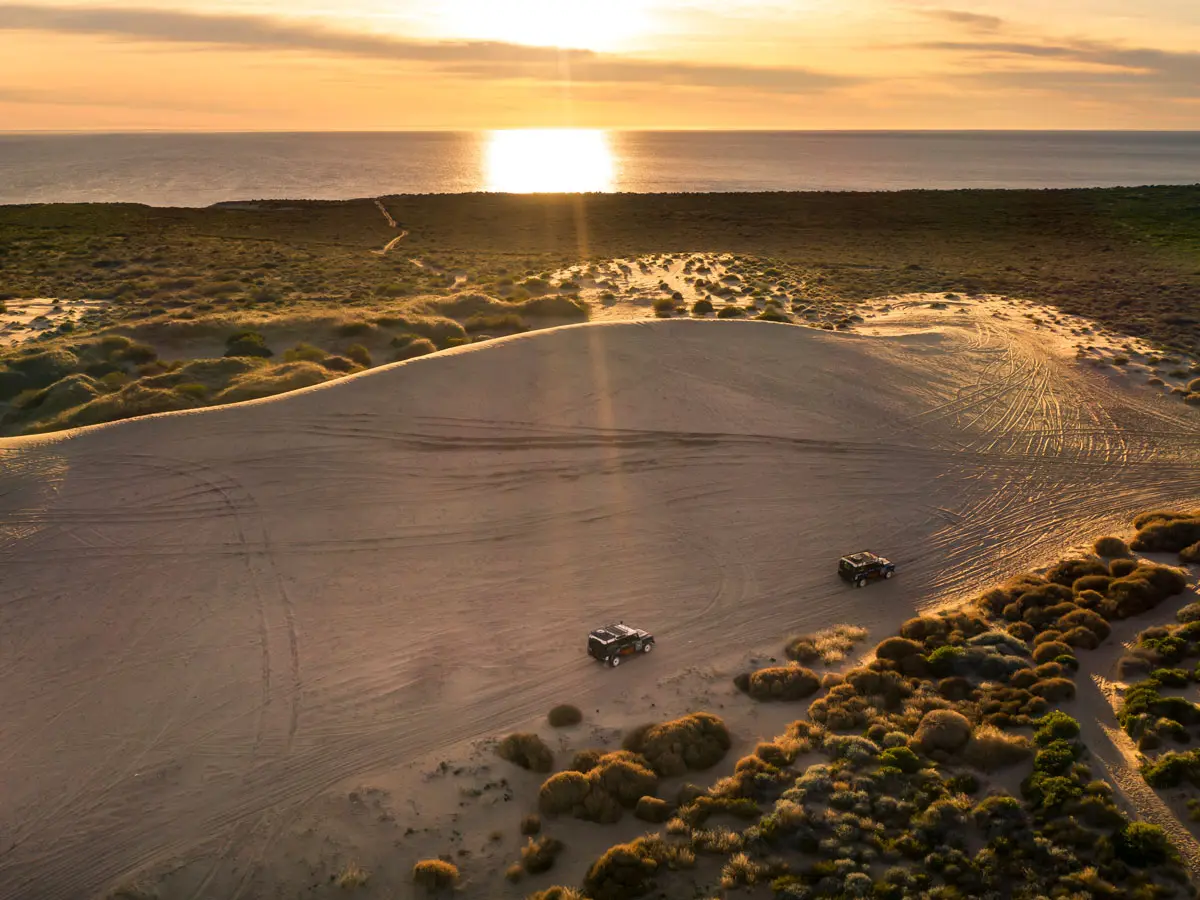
1 308 1198 899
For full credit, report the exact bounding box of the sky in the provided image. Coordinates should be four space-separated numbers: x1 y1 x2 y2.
1 0 1198 131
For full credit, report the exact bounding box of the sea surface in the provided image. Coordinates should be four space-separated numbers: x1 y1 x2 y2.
0 130 1197 208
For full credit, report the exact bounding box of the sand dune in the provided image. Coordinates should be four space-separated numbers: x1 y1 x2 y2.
1 313 1198 899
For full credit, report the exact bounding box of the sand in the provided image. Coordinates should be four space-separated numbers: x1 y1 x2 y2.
2 306 1199 899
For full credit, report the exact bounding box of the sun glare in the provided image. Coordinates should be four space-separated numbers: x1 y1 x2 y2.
484 130 616 193
435 0 651 51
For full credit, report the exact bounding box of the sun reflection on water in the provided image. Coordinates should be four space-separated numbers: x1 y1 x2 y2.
484 129 616 193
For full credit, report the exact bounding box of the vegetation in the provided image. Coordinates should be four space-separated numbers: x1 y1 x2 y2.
496 732 554 773
520 515 1194 900
548 704 583 727
411 859 458 891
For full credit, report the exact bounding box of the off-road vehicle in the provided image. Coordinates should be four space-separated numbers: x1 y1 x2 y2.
838 551 896 588
587 622 655 667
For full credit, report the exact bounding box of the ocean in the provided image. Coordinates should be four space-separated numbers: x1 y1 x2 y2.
0 130 1197 208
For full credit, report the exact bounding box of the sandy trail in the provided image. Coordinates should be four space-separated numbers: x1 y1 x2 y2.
1 309 1198 899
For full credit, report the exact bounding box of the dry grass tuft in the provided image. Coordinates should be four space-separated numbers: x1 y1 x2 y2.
785 624 868 665
411 859 458 891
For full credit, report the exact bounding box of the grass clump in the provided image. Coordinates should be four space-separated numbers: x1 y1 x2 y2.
496 732 554 773
334 862 369 889
583 835 692 900
547 704 582 727
784 624 868 665
963 724 1033 771
224 330 272 358
634 795 672 823
1093 535 1130 557
411 859 458 891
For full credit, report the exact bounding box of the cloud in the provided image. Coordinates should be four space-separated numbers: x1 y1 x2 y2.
920 38 1200 98
916 9 1005 33
0 3 854 93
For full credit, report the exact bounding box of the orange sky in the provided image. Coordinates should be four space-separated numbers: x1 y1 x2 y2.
1 0 1198 130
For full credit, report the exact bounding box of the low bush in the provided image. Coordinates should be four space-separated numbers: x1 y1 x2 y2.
1094 536 1131 558
914 709 972 753
1035 710 1081 745
875 637 924 661
625 712 732 776
1183 541 1200 563
1057 608 1112 641
1060 627 1100 650
1032 641 1074 664
394 337 437 361
411 859 458 890
584 835 688 900
634 795 672 823
692 298 714 315
526 888 584 900
1132 512 1200 553
1071 574 1112 594
716 305 745 319
548 704 583 727
652 297 676 316
1030 677 1076 701
963 725 1033 771
1110 558 1139 577
521 836 565 874
224 330 273 358
1114 822 1176 867
345 343 372 367
538 752 658 822
520 813 541 835
1046 558 1109 586
742 666 821 702
496 733 554 773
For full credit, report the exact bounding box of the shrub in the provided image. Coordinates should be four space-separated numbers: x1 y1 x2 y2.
692 298 714 315
395 337 437 361
875 637 923 661
626 712 732 776
1030 678 1076 701
584 835 679 900
652 296 675 316
1183 541 1200 563
1141 751 1200 788
496 733 554 773
539 771 591 815
1114 822 1175 867
634 795 671 823
716 305 745 319
1177 602 1200 624
914 709 972 753
548 704 582 727
1109 558 1139 577
1072 574 1112 594
284 342 327 363
520 813 541 835
1033 641 1074 664
411 859 458 890
335 862 369 889
1035 711 1081 745
1060 627 1100 650
224 330 273 358
1132 513 1200 553
879 745 922 773
744 667 821 703
1058 608 1112 641
1046 558 1109 586
926 645 962 677
1094 536 1131 558
345 344 372 367
527 888 584 900
964 725 1033 771
521 836 564 874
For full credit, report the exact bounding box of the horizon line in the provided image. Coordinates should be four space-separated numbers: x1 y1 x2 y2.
4 127 1200 136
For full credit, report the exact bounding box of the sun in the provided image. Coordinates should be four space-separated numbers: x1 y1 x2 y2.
433 0 653 51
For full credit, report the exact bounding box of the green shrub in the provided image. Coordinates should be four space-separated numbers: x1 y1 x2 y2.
1035 710 1081 745
1114 822 1175 867
926 645 962 677
692 298 714 315
879 746 922 773
411 859 458 890
284 342 327 363
224 330 272 358
496 733 554 773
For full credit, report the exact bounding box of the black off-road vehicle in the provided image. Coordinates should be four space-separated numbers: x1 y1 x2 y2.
588 622 655 667
839 551 896 588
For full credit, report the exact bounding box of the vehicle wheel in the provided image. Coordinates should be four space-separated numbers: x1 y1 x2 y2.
642 642 653 653
610 656 621 667
884 569 894 579
856 578 866 588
